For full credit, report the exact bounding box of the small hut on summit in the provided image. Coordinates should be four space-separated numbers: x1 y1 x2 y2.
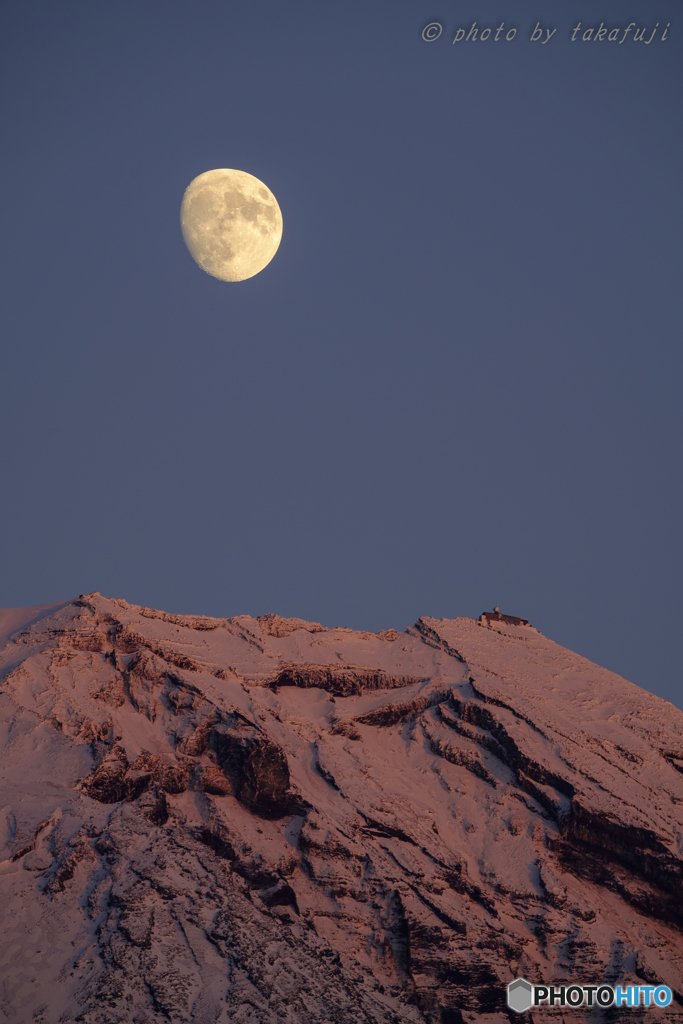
479 606 531 628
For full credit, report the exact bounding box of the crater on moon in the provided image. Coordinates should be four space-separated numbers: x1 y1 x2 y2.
180 168 283 282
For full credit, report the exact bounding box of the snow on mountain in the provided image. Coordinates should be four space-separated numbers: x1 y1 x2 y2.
0 593 681 1023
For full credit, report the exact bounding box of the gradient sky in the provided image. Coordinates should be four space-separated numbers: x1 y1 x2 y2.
1 0 681 708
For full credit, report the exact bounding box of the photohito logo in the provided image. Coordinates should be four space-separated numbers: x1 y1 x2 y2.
507 978 673 1012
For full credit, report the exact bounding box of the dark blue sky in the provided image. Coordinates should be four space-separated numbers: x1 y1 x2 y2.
1 0 681 707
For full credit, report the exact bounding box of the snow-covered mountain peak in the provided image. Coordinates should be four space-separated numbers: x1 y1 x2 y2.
1 594 682 1023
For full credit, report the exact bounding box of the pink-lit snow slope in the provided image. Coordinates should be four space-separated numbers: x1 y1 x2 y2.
0 593 681 1024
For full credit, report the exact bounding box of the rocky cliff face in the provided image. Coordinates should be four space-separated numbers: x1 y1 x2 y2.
0 594 682 1024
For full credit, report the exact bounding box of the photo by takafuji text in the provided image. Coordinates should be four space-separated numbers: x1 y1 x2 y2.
421 21 671 44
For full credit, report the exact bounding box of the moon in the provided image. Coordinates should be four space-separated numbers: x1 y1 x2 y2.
180 169 283 282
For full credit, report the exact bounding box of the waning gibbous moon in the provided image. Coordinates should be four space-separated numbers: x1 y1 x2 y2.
180 169 283 282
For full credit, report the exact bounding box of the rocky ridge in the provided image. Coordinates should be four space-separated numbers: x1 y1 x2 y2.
0 593 682 1024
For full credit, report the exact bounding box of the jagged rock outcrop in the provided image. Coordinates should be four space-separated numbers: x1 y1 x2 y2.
0 594 682 1023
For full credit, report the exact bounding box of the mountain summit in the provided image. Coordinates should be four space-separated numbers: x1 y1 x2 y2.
0 594 681 1023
